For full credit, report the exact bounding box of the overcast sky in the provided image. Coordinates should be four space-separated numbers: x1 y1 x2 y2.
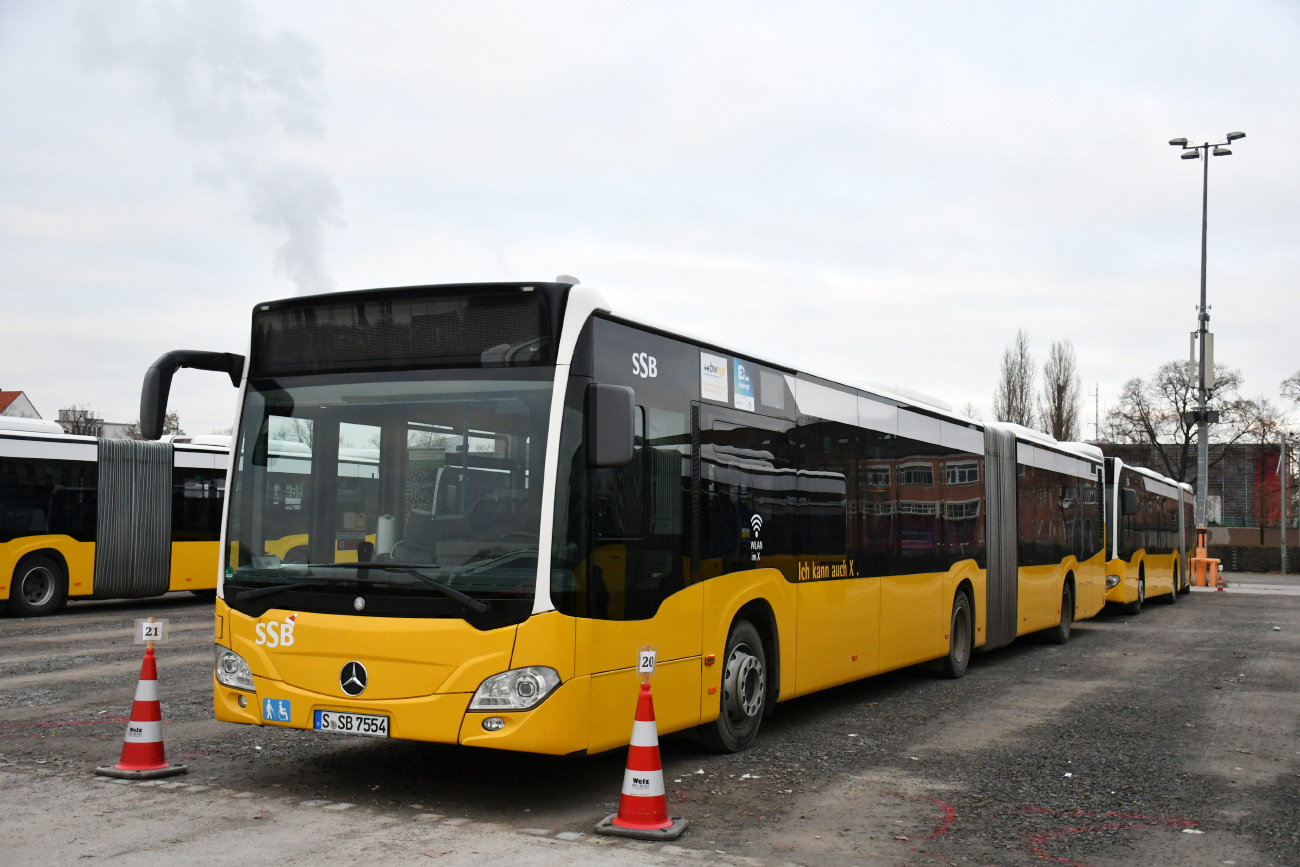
2 1 1297 435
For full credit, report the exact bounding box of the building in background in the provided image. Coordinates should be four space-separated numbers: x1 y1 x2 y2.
0 391 41 419
1095 440 1298 571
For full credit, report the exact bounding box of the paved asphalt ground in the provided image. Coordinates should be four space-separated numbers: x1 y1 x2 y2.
2 573 1298 866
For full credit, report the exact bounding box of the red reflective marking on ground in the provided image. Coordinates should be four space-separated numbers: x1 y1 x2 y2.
924 798 956 839
1018 806 1198 867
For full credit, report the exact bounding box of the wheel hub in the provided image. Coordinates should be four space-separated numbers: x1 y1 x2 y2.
722 644 765 724
22 567 55 607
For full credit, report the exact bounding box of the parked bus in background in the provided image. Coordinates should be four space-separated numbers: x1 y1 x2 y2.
143 280 1107 755
0 415 228 616
1102 457 1194 614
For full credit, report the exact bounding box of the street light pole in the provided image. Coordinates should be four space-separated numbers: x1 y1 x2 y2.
1196 138 1210 533
1169 132 1245 550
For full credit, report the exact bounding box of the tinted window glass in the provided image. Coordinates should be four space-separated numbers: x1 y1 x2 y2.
1018 457 1103 567
0 457 97 544
553 318 695 621
700 406 797 582
172 466 225 542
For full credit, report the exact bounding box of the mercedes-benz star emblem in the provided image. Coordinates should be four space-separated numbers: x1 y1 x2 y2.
340 661 368 696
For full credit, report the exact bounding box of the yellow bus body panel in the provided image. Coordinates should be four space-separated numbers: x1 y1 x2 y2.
459 676 590 754
1073 551 1107 620
511 609 576 681
796 575 880 692
210 546 1107 754
879 570 945 669
169 541 219 591
224 603 515 699
0 536 95 597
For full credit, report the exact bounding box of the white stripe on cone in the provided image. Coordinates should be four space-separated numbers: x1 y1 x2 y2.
630 719 659 748
133 678 159 703
123 720 163 743
621 767 666 798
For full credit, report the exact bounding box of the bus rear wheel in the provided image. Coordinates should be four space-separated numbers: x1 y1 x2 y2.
942 591 973 678
1164 567 1179 604
8 555 67 618
1050 583 1073 645
699 620 766 753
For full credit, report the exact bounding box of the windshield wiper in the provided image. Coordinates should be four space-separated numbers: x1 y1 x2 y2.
290 562 491 615
230 574 373 602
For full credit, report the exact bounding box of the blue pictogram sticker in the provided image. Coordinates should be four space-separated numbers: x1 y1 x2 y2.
733 359 755 412
262 698 292 723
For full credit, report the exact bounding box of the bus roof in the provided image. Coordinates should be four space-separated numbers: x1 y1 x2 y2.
0 416 66 435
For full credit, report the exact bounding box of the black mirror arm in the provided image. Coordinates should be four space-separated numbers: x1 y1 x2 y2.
140 350 245 440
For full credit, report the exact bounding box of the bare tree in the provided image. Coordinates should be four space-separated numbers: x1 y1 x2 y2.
960 402 983 421
993 329 1035 427
123 410 184 440
1103 359 1282 484
1038 339 1082 441
1283 369 1300 404
57 405 103 436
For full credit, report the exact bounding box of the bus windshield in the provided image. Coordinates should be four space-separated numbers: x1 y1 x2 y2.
224 368 553 611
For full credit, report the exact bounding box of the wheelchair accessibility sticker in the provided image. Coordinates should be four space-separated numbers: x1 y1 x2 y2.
262 698 292 723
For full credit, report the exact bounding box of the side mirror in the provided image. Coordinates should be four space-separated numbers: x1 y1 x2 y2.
140 350 245 440
1121 488 1139 516
587 383 635 468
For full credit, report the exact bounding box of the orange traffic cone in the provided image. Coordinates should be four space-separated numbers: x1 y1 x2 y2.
595 681 688 840
95 647 187 780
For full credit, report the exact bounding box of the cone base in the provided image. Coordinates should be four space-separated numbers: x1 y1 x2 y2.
595 814 689 841
94 764 188 780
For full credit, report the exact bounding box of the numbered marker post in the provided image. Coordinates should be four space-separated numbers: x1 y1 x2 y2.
636 646 657 683
134 618 168 646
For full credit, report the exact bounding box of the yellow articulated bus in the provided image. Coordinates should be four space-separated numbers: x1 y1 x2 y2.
142 280 1106 754
0 416 228 617
1102 457 1194 614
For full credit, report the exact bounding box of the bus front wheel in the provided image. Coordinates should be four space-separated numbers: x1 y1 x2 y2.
8 555 67 618
942 591 973 678
700 620 766 753
1124 575 1145 616
1050 583 1073 645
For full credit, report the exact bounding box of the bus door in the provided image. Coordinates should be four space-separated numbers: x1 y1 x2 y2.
586 401 701 751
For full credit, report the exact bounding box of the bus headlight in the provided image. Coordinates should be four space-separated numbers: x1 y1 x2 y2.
215 646 255 691
1105 574 1121 589
469 667 560 711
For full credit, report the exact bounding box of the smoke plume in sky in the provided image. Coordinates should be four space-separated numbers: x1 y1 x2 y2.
77 0 342 295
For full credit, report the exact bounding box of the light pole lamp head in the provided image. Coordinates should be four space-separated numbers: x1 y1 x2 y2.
1212 146 1232 156
1181 150 1201 160
1226 131 1246 142
1169 137 1189 147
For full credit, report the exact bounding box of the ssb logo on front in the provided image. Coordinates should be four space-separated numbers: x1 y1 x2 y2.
255 613 297 648
632 352 657 378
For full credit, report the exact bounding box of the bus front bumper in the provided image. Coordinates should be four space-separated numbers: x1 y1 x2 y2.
1104 575 1137 604
214 673 591 755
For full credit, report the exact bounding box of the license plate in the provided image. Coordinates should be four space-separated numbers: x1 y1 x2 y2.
313 710 389 737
